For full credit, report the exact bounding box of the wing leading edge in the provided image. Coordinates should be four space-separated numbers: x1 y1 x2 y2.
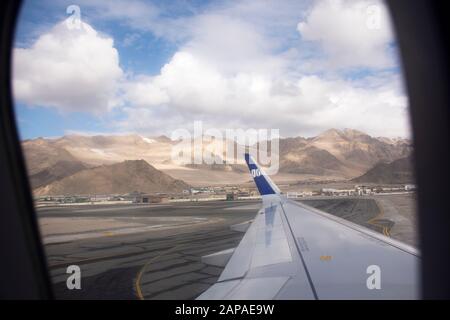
197 154 419 300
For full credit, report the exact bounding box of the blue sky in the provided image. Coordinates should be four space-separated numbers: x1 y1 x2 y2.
13 0 411 140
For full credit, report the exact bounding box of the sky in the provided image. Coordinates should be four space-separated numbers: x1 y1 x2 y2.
12 0 412 140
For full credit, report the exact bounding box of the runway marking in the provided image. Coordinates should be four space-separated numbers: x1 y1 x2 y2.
48 243 179 269
49 251 146 269
368 201 391 237
42 218 221 244
134 245 181 300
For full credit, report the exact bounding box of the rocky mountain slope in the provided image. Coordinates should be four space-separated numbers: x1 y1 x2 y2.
352 156 414 184
34 160 190 196
22 129 413 188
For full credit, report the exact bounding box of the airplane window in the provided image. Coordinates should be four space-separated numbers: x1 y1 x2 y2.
12 0 419 299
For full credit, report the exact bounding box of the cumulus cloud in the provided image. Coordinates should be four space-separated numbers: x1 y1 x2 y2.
111 0 409 138
297 0 394 69
13 19 123 113
183 14 286 75
123 75 169 107
14 0 410 138
120 50 409 137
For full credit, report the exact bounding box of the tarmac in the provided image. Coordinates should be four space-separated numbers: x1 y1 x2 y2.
37 196 416 299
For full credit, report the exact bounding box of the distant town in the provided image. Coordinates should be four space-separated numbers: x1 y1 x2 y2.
35 183 417 206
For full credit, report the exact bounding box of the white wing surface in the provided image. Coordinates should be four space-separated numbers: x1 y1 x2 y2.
197 154 419 300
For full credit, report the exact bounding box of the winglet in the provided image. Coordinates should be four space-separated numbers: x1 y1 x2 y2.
244 153 280 195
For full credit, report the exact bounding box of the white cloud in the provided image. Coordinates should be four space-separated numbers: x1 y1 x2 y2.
297 0 394 69
120 50 409 137
183 14 285 75
296 76 411 137
13 19 123 113
124 51 282 116
14 0 410 138
114 0 409 138
123 75 169 107
76 0 160 30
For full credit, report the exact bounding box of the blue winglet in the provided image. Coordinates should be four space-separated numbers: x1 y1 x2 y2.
244 153 279 196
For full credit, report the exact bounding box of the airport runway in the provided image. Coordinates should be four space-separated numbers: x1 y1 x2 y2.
38 197 401 299
40 201 258 299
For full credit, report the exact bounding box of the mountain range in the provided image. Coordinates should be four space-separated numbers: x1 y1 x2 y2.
22 128 413 195
352 156 414 184
278 129 411 178
34 159 190 196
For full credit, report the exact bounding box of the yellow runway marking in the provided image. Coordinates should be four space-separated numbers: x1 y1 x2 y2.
134 245 181 300
369 200 391 237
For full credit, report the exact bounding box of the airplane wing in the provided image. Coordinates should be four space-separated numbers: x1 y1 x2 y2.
197 153 419 300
